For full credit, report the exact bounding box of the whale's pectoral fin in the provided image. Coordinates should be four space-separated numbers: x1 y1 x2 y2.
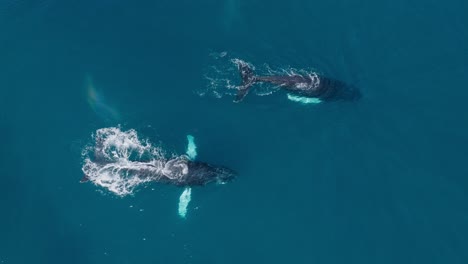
186 135 197 160
178 187 192 219
287 94 322 104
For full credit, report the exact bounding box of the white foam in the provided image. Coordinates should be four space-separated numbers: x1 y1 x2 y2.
81 127 166 197
231 58 255 71
287 94 322 104
178 187 192 218
82 158 163 196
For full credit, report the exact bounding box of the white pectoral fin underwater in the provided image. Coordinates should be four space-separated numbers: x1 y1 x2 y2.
178 134 197 219
178 187 192 218
287 94 322 104
186 134 197 160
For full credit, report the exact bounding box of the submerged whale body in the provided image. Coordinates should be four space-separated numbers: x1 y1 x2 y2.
81 151 236 187
233 60 361 103
167 158 236 186
80 127 236 196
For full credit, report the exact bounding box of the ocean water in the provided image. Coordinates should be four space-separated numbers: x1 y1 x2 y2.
1 0 468 263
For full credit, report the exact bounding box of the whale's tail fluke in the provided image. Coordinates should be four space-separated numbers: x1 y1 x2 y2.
233 60 256 103
234 85 252 103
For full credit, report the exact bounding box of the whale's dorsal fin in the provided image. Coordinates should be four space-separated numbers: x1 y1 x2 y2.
186 135 197 160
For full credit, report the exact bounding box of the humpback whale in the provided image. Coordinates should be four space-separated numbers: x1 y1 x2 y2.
80 135 236 187
80 155 235 187
81 128 236 218
233 60 361 103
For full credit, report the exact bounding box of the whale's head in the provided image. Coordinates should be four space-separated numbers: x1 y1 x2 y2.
212 166 237 185
347 85 362 101
181 161 237 186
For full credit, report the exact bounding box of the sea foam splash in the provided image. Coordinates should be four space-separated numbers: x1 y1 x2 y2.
81 127 166 196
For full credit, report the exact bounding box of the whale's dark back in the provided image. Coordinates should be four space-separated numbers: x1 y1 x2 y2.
234 60 361 102
179 161 236 186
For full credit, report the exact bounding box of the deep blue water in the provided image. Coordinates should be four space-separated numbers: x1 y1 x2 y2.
1 0 468 263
